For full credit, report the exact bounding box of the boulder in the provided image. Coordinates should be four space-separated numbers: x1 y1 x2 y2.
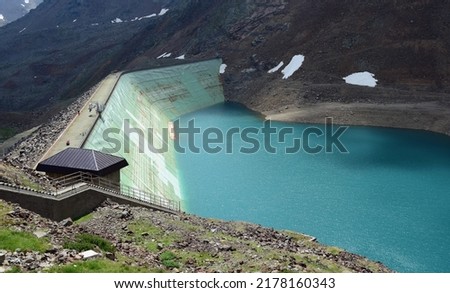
0 250 6 265
79 250 101 260
59 218 73 227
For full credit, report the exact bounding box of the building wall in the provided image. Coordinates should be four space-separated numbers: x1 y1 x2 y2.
0 185 175 221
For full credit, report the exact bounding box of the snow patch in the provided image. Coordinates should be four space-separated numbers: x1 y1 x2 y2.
219 64 227 74
159 8 169 16
268 61 284 73
175 54 186 60
25 0 30 4
281 55 305 79
157 52 172 59
19 27 27 34
123 10 166 23
343 72 378 87
72 19 77 23
111 18 123 24
0 14 4 21
91 23 99 26
139 14 156 20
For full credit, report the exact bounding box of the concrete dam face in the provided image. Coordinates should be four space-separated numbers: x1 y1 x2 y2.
83 59 225 202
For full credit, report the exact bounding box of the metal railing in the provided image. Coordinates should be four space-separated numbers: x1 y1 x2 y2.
51 172 180 212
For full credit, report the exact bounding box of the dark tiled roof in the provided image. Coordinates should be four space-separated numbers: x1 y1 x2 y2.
36 148 128 176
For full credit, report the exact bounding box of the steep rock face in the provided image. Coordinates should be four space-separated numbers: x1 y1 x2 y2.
0 0 42 27
0 0 449 133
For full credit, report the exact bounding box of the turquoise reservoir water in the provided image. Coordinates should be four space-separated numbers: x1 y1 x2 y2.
175 103 450 272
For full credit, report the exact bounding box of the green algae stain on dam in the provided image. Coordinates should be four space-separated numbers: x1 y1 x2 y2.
83 59 225 202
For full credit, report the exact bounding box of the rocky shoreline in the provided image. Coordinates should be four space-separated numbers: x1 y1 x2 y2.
0 199 392 273
263 101 450 137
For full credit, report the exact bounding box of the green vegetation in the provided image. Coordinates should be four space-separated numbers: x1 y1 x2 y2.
0 229 49 252
0 195 389 273
20 177 43 191
48 259 150 273
0 201 11 226
176 250 218 267
5 266 22 273
63 234 115 253
0 162 43 191
74 213 94 224
124 219 356 273
0 127 16 142
127 221 181 253
159 251 180 268
295 254 346 273
326 246 343 256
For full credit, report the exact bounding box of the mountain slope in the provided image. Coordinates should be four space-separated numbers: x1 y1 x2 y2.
0 0 42 27
0 198 391 273
0 0 449 136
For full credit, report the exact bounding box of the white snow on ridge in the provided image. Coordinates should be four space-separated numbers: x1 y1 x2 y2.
107 9 169 25
268 61 284 73
111 18 123 24
281 55 305 79
219 64 227 74
25 0 30 4
0 14 4 21
139 14 156 20
159 8 169 16
343 72 378 87
73 19 77 23
19 27 27 34
175 54 186 60
157 52 172 59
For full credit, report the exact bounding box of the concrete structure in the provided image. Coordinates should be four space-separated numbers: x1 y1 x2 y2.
83 59 225 202
0 175 179 221
38 72 121 163
31 59 224 206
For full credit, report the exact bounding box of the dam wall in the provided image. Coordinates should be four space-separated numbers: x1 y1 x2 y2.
83 59 225 202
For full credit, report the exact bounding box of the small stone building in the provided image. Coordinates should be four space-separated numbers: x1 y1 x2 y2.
36 148 128 184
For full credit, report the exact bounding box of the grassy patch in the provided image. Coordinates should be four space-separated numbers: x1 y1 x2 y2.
295 255 345 273
0 163 43 191
0 201 12 226
128 221 180 252
177 250 217 267
166 218 198 232
74 213 94 224
0 229 49 252
20 178 43 191
63 234 115 253
159 251 180 268
5 266 22 273
326 246 343 256
48 259 150 273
